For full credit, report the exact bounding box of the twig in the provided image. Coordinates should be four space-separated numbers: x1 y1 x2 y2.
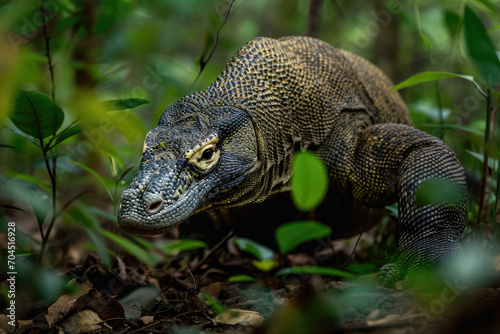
305 0 324 37
187 268 197 297
191 0 236 88
191 229 235 273
40 0 55 100
340 232 363 270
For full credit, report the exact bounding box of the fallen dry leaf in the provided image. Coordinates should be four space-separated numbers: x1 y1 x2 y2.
61 310 108 333
215 309 265 326
72 288 125 328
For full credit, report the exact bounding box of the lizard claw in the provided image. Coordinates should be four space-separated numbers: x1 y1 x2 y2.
377 262 401 288
377 262 411 289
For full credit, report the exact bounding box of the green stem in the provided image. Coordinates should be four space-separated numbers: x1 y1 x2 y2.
478 89 492 224
39 148 57 262
494 92 499 238
40 0 55 100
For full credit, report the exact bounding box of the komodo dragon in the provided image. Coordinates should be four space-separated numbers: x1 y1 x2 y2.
118 36 468 286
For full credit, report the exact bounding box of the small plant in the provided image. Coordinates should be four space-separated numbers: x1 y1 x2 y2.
5 92 151 265
393 6 500 231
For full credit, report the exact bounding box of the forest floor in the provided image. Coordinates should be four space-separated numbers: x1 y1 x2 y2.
3 232 500 334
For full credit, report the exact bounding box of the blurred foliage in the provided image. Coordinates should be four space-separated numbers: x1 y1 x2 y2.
0 0 499 315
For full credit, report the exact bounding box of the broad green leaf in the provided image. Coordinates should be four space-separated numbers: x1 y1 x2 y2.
464 6 500 88
204 293 226 314
275 221 332 254
160 239 208 254
252 259 278 272
290 151 329 212
415 179 464 206
276 266 356 278
228 274 256 282
63 159 113 200
11 90 64 141
101 98 150 111
102 230 160 267
234 238 275 261
392 72 484 94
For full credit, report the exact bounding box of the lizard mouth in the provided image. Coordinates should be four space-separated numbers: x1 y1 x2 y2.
118 179 211 235
118 168 252 235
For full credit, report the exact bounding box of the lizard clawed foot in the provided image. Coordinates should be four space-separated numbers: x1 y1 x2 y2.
377 262 410 289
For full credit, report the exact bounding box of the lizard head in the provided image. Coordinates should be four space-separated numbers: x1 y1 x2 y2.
117 103 258 234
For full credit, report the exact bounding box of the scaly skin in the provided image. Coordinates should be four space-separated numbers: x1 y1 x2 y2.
118 36 468 287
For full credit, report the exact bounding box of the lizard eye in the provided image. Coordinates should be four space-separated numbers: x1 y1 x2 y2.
188 142 220 171
201 147 214 160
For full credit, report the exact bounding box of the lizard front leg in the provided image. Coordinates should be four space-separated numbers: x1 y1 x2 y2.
349 124 468 287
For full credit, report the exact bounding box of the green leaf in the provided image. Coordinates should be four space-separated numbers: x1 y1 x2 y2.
420 123 484 136
228 274 256 282
472 0 499 14
160 239 208 254
275 221 332 254
128 234 155 252
11 90 64 141
86 207 118 222
444 11 461 39
234 238 275 261
62 159 113 200
6 171 51 193
102 230 160 267
487 24 500 34
276 266 356 278
464 6 500 88
204 293 226 314
107 153 124 171
72 207 111 268
252 259 278 272
101 98 150 111
52 124 82 148
5 126 41 147
290 151 329 212
392 72 485 95
385 203 399 218
467 150 497 170
415 179 464 206
86 230 112 268
419 33 433 52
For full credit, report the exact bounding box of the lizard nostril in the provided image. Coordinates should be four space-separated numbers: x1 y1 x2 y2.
148 200 163 213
